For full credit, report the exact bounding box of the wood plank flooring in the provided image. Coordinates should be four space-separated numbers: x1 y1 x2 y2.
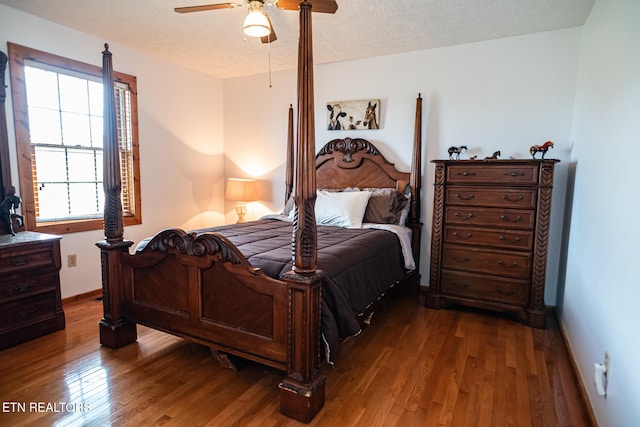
0 294 592 426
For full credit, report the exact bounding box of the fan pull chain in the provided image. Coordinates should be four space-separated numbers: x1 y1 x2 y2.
268 33 272 88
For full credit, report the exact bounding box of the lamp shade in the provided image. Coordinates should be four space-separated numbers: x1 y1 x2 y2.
225 178 258 202
243 10 271 38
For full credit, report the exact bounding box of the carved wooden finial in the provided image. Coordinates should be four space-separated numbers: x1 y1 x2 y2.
101 43 123 243
291 1 318 274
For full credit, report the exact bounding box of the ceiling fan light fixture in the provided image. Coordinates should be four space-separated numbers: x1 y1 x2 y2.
243 5 271 38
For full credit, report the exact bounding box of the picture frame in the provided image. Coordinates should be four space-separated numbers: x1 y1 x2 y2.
326 99 380 130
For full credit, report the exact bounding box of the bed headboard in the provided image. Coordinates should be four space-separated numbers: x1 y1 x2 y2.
316 138 411 192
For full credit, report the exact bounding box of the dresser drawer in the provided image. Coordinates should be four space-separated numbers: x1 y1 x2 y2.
441 270 529 305
442 244 532 279
446 163 539 185
445 226 534 250
0 244 58 275
0 292 58 330
446 187 537 209
0 272 59 301
445 206 536 230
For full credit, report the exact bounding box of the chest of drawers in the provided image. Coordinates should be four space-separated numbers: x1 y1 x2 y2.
0 232 64 348
426 159 558 328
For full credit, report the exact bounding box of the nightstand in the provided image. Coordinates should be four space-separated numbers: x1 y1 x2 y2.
0 231 65 348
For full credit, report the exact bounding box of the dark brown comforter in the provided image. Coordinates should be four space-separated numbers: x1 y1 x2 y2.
187 219 408 364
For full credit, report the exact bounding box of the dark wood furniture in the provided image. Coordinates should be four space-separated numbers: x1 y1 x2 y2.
0 231 64 349
1 50 16 235
97 3 423 422
426 159 558 328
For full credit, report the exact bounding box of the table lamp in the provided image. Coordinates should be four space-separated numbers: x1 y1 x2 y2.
225 178 258 223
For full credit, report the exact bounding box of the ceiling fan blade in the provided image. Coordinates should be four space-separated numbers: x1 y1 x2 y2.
275 0 338 14
260 14 277 43
174 3 240 13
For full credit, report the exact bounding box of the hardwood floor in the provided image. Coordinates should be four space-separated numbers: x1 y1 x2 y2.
0 293 593 426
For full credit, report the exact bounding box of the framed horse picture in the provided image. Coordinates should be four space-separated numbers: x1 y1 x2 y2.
326 99 380 130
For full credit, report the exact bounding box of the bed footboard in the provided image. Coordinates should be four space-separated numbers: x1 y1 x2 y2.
98 228 325 421
101 228 291 368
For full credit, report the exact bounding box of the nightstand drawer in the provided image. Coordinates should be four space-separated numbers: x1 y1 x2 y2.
441 271 529 305
446 187 537 209
445 226 534 250
0 292 58 330
446 164 539 185
0 245 57 275
442 244 532 279
445 206 536 230
0 272 59 301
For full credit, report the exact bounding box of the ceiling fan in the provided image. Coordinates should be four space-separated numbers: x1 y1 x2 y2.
174 0 338 44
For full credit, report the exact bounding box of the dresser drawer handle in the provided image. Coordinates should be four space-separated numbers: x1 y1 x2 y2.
452 256 471 263
505 172 525 177
500 215 523 223
496 287 517 296
454 212 474 219
14 283 35 293
450 281 469 289
498 235 521 244
15 309 36 319
455 193 475 201
10 255 30 266
453 232 473 240
458 171 476 177
502 195 524 202
497 260 519 269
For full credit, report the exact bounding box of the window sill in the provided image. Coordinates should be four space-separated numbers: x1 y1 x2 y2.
31 215 141 235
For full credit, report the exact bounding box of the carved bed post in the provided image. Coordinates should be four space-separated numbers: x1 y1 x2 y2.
408 94 423 290
285 104 294 204
280 1 325 422
96 44 136 349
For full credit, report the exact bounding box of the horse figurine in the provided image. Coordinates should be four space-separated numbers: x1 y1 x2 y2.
530 140 554 159
0 193 24 236
448 145 467 160
485 150 501 159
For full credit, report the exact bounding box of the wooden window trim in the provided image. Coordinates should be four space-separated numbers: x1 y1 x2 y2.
8 43 141 234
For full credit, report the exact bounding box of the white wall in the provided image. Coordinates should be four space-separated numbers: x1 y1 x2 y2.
223 70 297 221
1 4 226 298
563 0 640 424
224 28 582 305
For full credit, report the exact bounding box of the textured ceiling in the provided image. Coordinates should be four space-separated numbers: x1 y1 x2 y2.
0 0 595 79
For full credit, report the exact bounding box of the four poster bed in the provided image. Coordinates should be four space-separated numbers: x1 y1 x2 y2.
97 2 422 422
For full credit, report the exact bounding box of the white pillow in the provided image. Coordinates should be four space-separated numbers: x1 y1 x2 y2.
315 190 371 228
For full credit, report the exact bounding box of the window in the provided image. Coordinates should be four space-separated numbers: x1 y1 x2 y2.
8 43 141 234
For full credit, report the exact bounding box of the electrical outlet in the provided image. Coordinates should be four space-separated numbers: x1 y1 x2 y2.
68 254 77 267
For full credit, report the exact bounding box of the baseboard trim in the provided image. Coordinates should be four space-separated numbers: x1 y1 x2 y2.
551 307 598 427
62 289 102 306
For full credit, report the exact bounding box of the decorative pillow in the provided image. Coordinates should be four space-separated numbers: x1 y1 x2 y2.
282 195 295 216
282 188 357 216
314 190 371 228
362 188 409 225
398 192 411 226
